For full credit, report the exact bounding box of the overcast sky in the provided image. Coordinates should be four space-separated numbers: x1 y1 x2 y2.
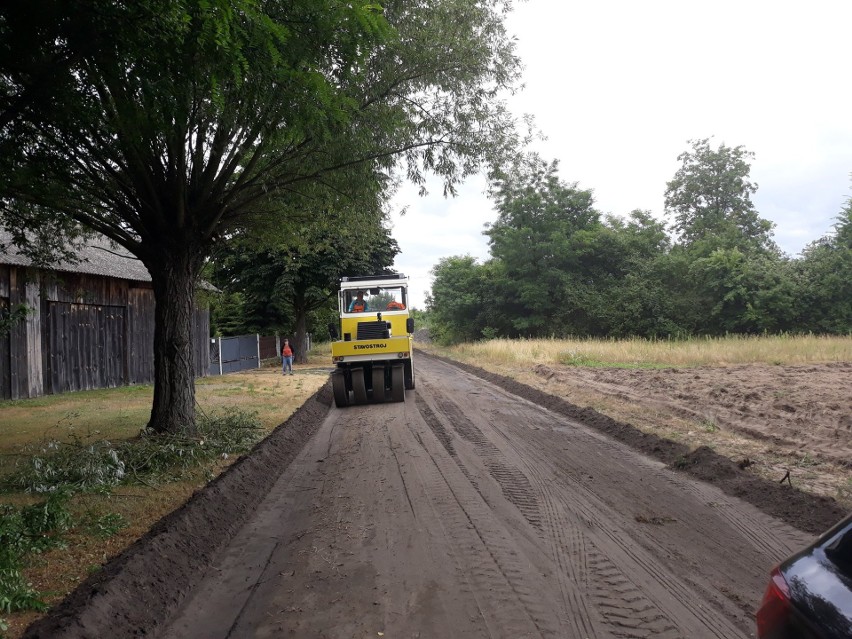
390 0 852 308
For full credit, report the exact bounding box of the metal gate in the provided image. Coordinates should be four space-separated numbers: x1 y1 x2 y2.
208 334 260 376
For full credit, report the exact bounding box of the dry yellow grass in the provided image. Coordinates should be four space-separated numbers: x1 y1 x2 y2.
425 334 852 368
0 353 331 455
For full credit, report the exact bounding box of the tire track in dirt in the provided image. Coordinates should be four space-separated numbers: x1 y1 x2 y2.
492 402 802 637
438 390 691 638
527 480 602 638
533 459 743 638
490 407 763 638
414 390 455 456
404 392 562 637
426 386 544 532
417 380 599 637
416 355 760 638
648 459 810 559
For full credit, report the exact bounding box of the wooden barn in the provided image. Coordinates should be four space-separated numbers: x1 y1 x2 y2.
0 234 209 400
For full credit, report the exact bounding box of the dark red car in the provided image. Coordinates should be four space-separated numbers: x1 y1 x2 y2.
756 512 852 638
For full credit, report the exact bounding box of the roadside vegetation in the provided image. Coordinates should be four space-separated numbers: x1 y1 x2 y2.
424 334 852 368
426 141 851 347
0 352 330 639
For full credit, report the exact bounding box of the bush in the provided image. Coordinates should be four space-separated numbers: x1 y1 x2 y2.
4 409 263 494
0 569 47 614
6 438 125 494
0 491 72 614
0 491 71 562
0 409 264 614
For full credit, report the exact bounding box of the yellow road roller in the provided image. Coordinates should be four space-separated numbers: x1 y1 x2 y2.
329 274 414 407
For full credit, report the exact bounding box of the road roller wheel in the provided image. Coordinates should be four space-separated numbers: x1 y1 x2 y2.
404 360 415 390
332 370 349 408
372 366 386 402
352 367 368 405
391 364 404 402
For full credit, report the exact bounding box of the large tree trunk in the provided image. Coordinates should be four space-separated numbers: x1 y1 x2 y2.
293 298 309 364
146 248 204 435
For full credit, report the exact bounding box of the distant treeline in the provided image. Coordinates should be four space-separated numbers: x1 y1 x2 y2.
427 142 852 345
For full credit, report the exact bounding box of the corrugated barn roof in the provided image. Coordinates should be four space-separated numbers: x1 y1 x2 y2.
0 231 151 282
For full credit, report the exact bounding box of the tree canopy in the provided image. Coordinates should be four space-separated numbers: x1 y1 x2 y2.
207 203 399 360
664 138 776 254
485 157 603 335
792 201 852 333
0 0 525 433
427 151 852 344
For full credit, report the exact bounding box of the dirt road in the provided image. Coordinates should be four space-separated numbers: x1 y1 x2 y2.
160 355 812 639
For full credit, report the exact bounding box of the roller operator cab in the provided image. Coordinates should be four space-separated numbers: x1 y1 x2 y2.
329 274 415 407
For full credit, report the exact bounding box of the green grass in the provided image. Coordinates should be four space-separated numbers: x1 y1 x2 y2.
560 353 671 369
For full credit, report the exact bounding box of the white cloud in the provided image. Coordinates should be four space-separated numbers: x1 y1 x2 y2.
392 0 852 307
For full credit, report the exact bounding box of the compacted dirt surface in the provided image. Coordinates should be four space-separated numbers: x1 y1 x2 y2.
530 361 852 468
24 353 850 638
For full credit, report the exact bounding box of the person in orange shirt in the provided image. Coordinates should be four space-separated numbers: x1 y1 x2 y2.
348 291 368 312
281 338 294 375
386 300 406 310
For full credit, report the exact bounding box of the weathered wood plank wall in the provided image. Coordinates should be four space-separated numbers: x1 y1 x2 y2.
41 271 132 394
43 302 126 393
0 265 210 398
0 296 9 401
25 272 43 397
128 286 155 384
5 266 29 399
0 264 10 400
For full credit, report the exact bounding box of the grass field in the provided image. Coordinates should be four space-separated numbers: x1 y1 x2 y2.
424 334 852 368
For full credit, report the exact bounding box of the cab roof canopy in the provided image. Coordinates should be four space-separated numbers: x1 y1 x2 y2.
341 274 406 283
339 274 408 290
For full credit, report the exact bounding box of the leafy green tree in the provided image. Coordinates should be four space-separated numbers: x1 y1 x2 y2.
792 198 852 333
485 157 606 336
427 256 511 344
661 139 797 334
0 0 524 433
665 138 777 254
592 211 686 337
644 248 704 335
686 249 797 333
208 207 399 361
